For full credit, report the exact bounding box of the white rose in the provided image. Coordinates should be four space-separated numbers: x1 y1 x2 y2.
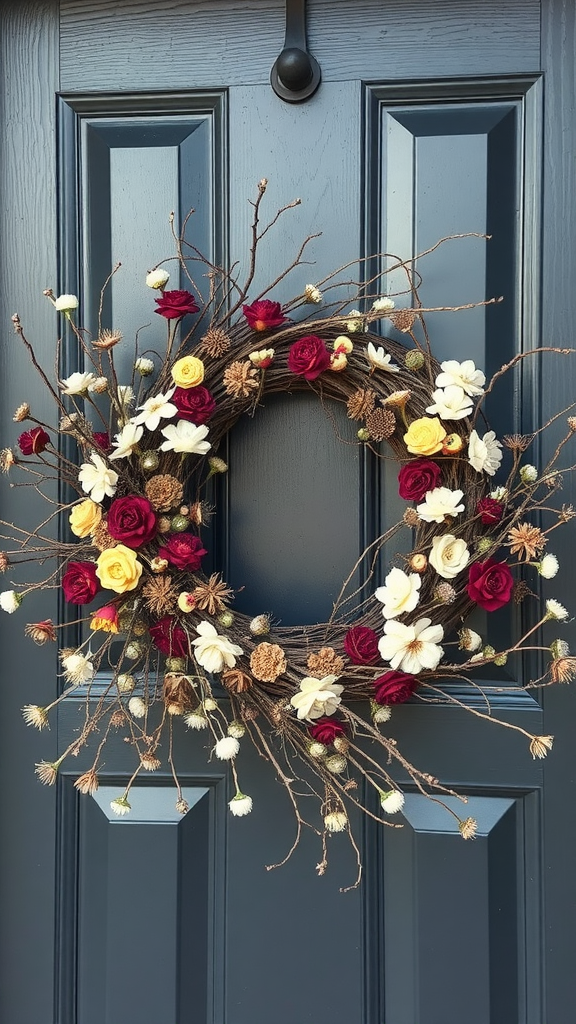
429 534 470 579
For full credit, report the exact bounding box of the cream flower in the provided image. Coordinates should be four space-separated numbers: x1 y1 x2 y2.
366 342 400 372
458 628 483 652
248 348 275 367
520 464 538 483
108 422 143 461
468 429 503 476
417 487 465 523
229 793 253 816
117 385 135 409
146 268 170 289
192 621 243 674
62 651 94 684
372 297 395 313
429 534 470 579
538 554 559 579
54 294 79 312
0 590 22 613
60 371 97 395
78 453 118 502
435 359 485 396
132 388 177 431
304 283 323 304
425 385 473 420
159 420 211 455
545 599 569 622
375 567 421 619
380 789 405 814
346 310 365 332
134 357 154 376
214 737 240 760
110 796 131 816
379 617 444 674
290 675 344 721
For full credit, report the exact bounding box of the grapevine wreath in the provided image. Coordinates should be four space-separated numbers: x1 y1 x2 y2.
2 181 575 882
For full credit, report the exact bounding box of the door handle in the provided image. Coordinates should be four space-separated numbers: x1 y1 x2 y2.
270 0 321 103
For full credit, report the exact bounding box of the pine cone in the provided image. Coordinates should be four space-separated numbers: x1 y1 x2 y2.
347 387 376 421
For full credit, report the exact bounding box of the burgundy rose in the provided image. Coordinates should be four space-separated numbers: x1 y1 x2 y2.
287 335 331 380
154 289 199 320
309 716 346 745
398 458 442 502
107 496 157 549
476 497 503 525
150 616 189 657
18 427 50 455
172 385 216 424
62 561 100 605
158 532 207 570
92 431 112 453
344 625 380 665
373 671 418 705
467 558 514 611
243 299 287 332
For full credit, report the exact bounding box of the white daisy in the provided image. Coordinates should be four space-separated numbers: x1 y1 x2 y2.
417 487 465 523
545 599 569 621
61 652 94 684
366 342 400 373
108 422 143 461
425 385 474 420
435 359 485 396
159 420 211 455
375 567 421 619
59 371 97 395
290 675 344 721
378 617 444 674
78 452 118 502
132 388 178 431
468 430 503 476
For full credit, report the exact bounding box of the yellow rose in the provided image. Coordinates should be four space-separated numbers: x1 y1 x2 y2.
403 416 447 456
69 499 102 538
171 356 205 389
96 544 142 594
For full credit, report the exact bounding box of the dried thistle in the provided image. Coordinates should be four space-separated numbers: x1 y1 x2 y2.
346 387 376 421
110 710 127 728
458 817 478 840
512 579 536 603
222 669 253 693
434 583 456 604
140 752 162 771
223 360 259 399
35 761 59 785
163 673 195 714
189 500 214 526
92 328 122 350
306 647 345 678
365 407 396 441
503 433 533 452
13 402 30 422
0 448 16 472
22 704 49 729
559 503 576 522
250 643 287 682
0 551 9 573
530 735 554 759
142 576 178 616
74 769 99 794
550 657 576 683
24 619 57 644
92 520 118 551
200 327 232 359
193 573 234 616
390 309 417 332
144 474 184 512
506 522 547 561
403 507 420 528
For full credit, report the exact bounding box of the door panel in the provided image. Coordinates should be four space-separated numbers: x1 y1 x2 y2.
1 3 575 1024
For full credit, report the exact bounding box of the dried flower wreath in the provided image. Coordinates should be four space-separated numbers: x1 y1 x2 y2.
2 180 575 884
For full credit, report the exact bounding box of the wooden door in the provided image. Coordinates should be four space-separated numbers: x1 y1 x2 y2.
1 2 575 1022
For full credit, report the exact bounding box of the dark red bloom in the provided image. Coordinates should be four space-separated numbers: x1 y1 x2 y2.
17 426 50 455
398 458 442 502
154 289 199 320
344 625 380 665
309 717 346 745
243 299 287 332
107 496 157 549
373 671 418 705
92 431 112 453
62 561 100 605
172 385 216 424
158 532 207 570
476 497 504 525
467 558 514 611
150 616 189 657
287 335 331 380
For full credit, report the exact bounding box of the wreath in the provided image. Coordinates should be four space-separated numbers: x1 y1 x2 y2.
2 181 575 883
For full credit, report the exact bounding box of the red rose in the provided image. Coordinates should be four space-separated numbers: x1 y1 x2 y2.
467 558 514 611
158 532 207 569
92 431 112 453
476 497 503 525
172 385 216 424
309 717 346 745
344 625 380 665
287 335 331 380
154 289 199 320
398 458 442 502
62 561 100 604
107 496 157 549
373 671 418 705
150 616 189 657
18 427 50 455
243 299 287 331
